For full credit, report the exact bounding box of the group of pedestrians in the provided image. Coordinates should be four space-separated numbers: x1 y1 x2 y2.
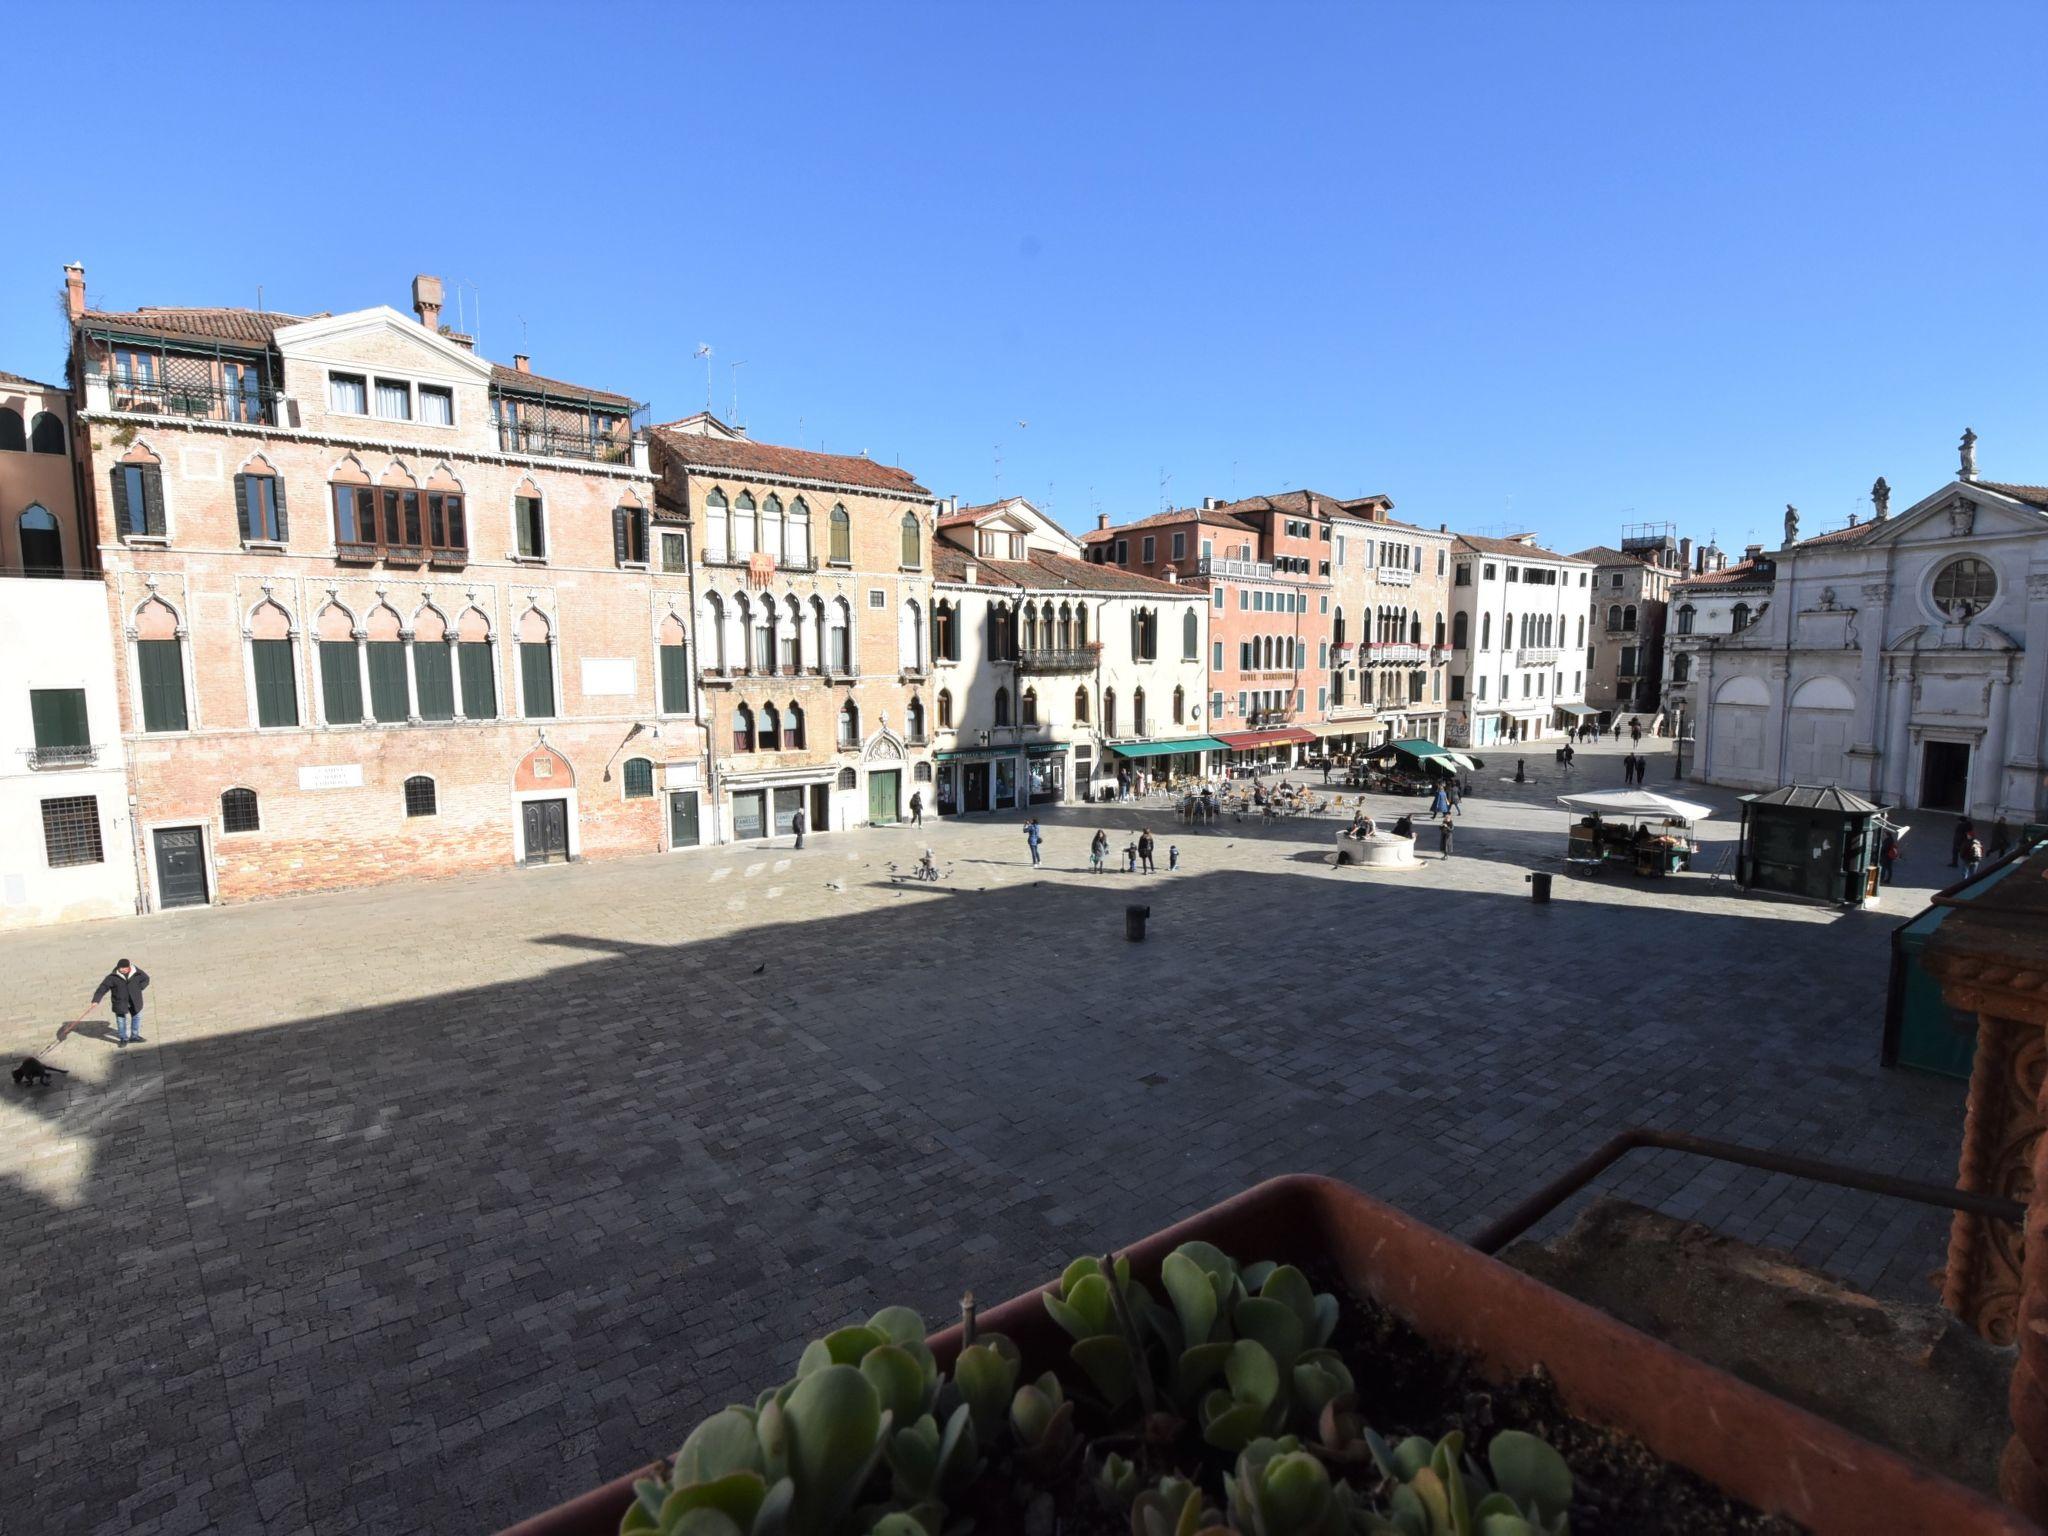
1951 816 2014 882
1619 753 1649 785
1571 717 1646 746
1073 823 1178 874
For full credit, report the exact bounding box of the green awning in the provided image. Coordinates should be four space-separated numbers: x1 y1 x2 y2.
1388 738 1450 758
1109 737 1227 759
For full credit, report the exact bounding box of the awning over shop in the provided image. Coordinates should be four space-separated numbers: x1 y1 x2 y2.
1108 736 1228 759
1307 722 1366 738
1558 703 1599 718
1216 728 1317 750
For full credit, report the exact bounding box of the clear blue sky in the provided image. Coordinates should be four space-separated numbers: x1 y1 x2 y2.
7 1 2043 554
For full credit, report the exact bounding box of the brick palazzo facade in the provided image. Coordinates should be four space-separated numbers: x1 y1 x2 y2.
66 267 692 908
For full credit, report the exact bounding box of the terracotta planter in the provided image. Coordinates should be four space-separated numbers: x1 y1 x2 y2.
500 1175 2029 1535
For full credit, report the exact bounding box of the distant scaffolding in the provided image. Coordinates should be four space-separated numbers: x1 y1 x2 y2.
1619 520 1678 556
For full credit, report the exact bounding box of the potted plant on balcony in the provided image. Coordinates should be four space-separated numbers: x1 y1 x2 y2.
499 1176 2023 1536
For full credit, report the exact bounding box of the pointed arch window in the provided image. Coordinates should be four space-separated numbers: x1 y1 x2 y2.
1133 687 1148 735
787 498 812 565
932 600 958 662
703 488 730 562
1182 609 1199 661
761 494 784 563
1020 689 1038 727
19 503 62 576
1074 687 1091 724
900 511 921 568
785 701 806 750
937 688 954 729
1103 688 1118 737
838 698 860 749
733 492 758 559
1057 603 1073 648
828 505 852 564
759 702 781 751
994 686 1011 727
1172 686 1185 725
734 702 756 753
907 695 927 743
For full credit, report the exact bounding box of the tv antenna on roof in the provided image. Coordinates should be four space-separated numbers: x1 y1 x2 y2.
993 443 1003 495
693 344 713 412
730 361 746 426
1159 468 1172 512
451 279 481 343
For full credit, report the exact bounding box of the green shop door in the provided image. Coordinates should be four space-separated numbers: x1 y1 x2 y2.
868 769 900 825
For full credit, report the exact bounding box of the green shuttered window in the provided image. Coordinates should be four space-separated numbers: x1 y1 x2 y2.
367 641 409 723
659 642 690 714
137 639 188 732
458 642 497 720
520 642 555 718
414 645 455 721
319 640 363 724
30 688 89 749
250 639 298 727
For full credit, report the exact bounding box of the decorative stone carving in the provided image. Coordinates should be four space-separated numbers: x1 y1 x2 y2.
1950 499 1978 538
1861 581 1893 602
1960 428 1978 481
1819 587 1838 611
1784 504 1800 545
1925 848 2048 1520
1872 476 1891 521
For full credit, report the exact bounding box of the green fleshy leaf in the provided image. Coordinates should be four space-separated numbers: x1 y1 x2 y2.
1233 1297 1306 1378
1259 1266 1319 1336
867 1306 926 1346
783 1365 883 1536
861 1345 927 1425
1240 1260 1277 1292
1310 1293 1340 1349
1070 1334 1135 1408
821 1326 887 1366
1163 1251 1219 1349
1392 1436 1435 1480
870 1516 928 1536
751 1478 795 1536
1478 1517 1541 1536
954 1342 1020 1433
1291 1351 1353 1420
886 1415 940 1501
1173 1241 1239 1284
674 1408 766 1483
666 1510 746 1536
659 1473 768 1534
1059 1255 1103 1295
1256 1451 1333 1534
1173 1341 1234 1405
1201 1397 1269 1453
935 1402 978 1492
1410 1467 1451 1533
1223 1339 1279 1408
1488 1431 1573 1521
623 1503 659 1534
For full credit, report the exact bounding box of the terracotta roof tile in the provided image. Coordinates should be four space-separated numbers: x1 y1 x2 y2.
0 367 61 391
1979 481 2048 512
1792 522 1871 549
1079 507 1255 544
932 545 1198 595
1569 544 1659 566
1674 558 1773 591
489 362 634 409
650 424 929 496
1454 533 1590 563
79 306 301 346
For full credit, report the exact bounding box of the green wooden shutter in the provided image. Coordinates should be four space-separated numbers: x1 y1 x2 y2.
520 642 555 717
233 473 252 541
109 467 131 537
637 509 651 565
612 506 629 566
367 641 409 722
659 643 690 714
251 639 299 727
141 467 166 536
415 644 455 720
319 640 363 724
137 639 188 731
30 688 90 748
273 477 290 542
458 642 497 719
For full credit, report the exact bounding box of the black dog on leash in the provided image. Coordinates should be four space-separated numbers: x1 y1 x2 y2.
12 1057 68 1087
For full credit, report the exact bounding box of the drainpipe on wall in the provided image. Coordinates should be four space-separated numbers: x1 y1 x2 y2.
677 479 722 845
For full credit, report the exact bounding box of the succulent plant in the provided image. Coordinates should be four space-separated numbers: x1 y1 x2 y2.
1131 1475 1227 1536
950 1331 1022 1439
1469 1431 1573 1536
1223 1437 1353 1536
1358 1427 1572 1536
1198 1339 1282 1452
882 1401 979 1512
1093 1451 1142 1510
1009 1371 1076 1468
1044 1256 1141 1410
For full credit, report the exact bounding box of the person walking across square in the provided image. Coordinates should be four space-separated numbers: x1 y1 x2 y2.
909 790 923 827
1438 812 1455 860
1430 784 1449 820
1138 829 1156 873
92 958 150 1048
791 805 807 850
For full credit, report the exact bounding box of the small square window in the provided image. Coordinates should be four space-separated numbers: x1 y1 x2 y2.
41 795 104 866
868 589 886 609
419 386 453 426
374 379 412 420
328 373 367 414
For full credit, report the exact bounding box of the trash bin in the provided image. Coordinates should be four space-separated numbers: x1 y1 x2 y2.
1125 904 1151 941
1527 871 1553 904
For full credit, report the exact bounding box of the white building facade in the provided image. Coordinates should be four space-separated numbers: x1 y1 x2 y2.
1689 457 2048 822
1446 534 1595 746
930 498 1211 811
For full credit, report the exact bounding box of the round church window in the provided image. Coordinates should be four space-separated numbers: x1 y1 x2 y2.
1932 557 1996 619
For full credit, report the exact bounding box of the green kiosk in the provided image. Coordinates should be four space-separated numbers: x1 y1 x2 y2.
1734 784 1887 906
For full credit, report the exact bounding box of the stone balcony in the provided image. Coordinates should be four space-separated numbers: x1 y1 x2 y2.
1517 647 1561 667
1015 644 1101 675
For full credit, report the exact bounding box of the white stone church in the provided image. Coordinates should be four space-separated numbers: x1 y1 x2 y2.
1689 432 2047 824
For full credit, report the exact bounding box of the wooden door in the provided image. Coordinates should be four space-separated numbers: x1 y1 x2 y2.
153 826 209 908
522 798 570 863
868 770 900 825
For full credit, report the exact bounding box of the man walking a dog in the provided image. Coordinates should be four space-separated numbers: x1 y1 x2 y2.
92 957 150 1048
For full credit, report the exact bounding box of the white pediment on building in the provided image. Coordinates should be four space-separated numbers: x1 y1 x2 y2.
1864 482 2048 548
959 497 1080 558
272 306 494 382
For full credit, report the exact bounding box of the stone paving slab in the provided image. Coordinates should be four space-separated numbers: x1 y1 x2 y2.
0 738 1974 1532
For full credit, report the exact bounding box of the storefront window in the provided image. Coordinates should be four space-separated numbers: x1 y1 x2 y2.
1028 754 1064 804
994 757 1018 810
938 764 959 815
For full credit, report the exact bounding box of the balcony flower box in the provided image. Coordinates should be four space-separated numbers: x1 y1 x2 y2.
495 1175 2015 1536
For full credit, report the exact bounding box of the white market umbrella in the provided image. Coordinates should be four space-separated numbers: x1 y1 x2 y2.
1556 789 1715 822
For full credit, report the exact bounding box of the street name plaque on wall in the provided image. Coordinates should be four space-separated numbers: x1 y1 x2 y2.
298 764 364 791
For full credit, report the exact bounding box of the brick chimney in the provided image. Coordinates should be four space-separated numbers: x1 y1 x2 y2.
513 354 532 374
1096 513 1110 531
63 262 86 321
1679 536 1693 573
411 274 443 330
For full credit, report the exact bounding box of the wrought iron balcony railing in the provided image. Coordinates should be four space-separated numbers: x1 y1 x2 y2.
1016 644 1101 675
496 423 633 463
24 743 100 769
105 377 278 426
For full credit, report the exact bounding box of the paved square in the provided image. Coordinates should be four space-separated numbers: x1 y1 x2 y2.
0 738 1970 1533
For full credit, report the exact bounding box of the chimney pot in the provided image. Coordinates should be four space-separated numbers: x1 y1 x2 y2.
411 274 444 330
63 262 86 322
964 563 978 585
513 354 531 374
1096 513 1109 531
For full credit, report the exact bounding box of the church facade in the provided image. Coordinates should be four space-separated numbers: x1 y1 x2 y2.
1690 436 2048 823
